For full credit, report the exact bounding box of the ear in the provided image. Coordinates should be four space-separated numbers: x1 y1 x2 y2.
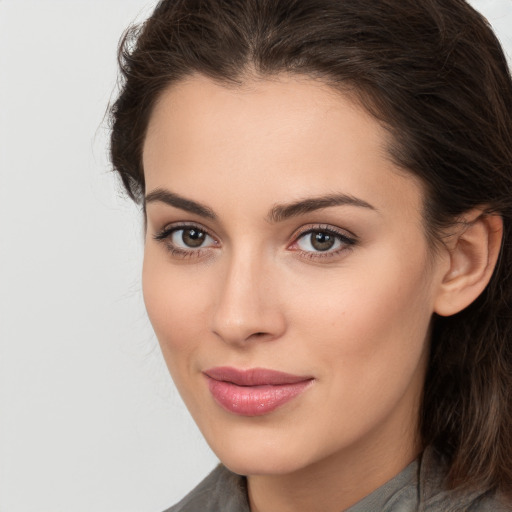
434 210 503 317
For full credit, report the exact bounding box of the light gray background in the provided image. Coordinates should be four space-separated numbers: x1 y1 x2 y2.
0 1 511 511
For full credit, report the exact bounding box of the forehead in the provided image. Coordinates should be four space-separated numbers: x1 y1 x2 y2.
142 73 424 219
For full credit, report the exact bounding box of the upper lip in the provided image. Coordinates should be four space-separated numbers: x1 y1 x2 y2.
203 366 313 386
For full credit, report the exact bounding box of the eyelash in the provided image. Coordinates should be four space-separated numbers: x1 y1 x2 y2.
290 225 357 259
153 223 217 259
153 223 357 260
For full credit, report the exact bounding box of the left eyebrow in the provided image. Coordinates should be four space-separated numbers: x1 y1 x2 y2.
267 194 377 223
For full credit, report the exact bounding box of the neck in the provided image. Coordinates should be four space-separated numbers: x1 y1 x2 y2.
247 419 421 512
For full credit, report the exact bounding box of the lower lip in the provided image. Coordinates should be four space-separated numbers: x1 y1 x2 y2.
206 377 313 416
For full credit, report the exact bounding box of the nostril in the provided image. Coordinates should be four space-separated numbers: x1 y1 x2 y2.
243 331 270 342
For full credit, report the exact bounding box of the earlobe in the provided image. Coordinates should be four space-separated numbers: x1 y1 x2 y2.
434 210 503 317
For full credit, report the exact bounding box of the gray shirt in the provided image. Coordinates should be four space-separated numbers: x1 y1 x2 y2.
165 447 511 511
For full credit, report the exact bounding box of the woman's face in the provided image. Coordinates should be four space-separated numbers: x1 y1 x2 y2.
142 74 447 476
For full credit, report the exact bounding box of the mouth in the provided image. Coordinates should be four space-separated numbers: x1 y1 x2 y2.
203 366 314 416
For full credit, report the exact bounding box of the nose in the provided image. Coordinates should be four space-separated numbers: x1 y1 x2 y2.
211 251 286 346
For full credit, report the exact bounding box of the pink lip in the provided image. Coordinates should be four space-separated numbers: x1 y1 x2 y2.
203 367 314 416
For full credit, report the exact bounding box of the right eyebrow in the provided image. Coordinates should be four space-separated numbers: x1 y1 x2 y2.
145 188 217 220
267 193 377 223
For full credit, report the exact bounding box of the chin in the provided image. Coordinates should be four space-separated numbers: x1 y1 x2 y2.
207 435 316 477
221 454 307 477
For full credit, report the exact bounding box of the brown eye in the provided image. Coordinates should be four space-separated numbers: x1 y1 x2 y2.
310 231 335 251
167 227 216 250
181 228 206 247
294 228 355 255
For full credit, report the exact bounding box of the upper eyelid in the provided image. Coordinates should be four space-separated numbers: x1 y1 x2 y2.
153 224 218 256
154 221 216 239
291 224 358 241
153 221 357 245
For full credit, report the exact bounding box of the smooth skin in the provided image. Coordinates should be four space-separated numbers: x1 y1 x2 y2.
142 74 502 512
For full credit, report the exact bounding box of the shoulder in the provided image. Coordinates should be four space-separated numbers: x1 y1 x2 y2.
469 492 512 512
420 447 512 512
163 464 249 512
423 489 512 512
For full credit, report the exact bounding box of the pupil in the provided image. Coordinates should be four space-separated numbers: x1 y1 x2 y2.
311 231 335 251
182 229 205 247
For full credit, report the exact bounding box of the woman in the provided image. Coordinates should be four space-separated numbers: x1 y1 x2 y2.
109 0 512 510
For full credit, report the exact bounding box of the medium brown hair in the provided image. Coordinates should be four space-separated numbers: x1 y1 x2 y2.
110 0 512 495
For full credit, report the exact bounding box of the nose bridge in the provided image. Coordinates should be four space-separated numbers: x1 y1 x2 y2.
211 244 284 345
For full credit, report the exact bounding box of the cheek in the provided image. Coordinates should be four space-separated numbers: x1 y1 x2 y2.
285 242 434 395
274 258 432 451
142 249 212 360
